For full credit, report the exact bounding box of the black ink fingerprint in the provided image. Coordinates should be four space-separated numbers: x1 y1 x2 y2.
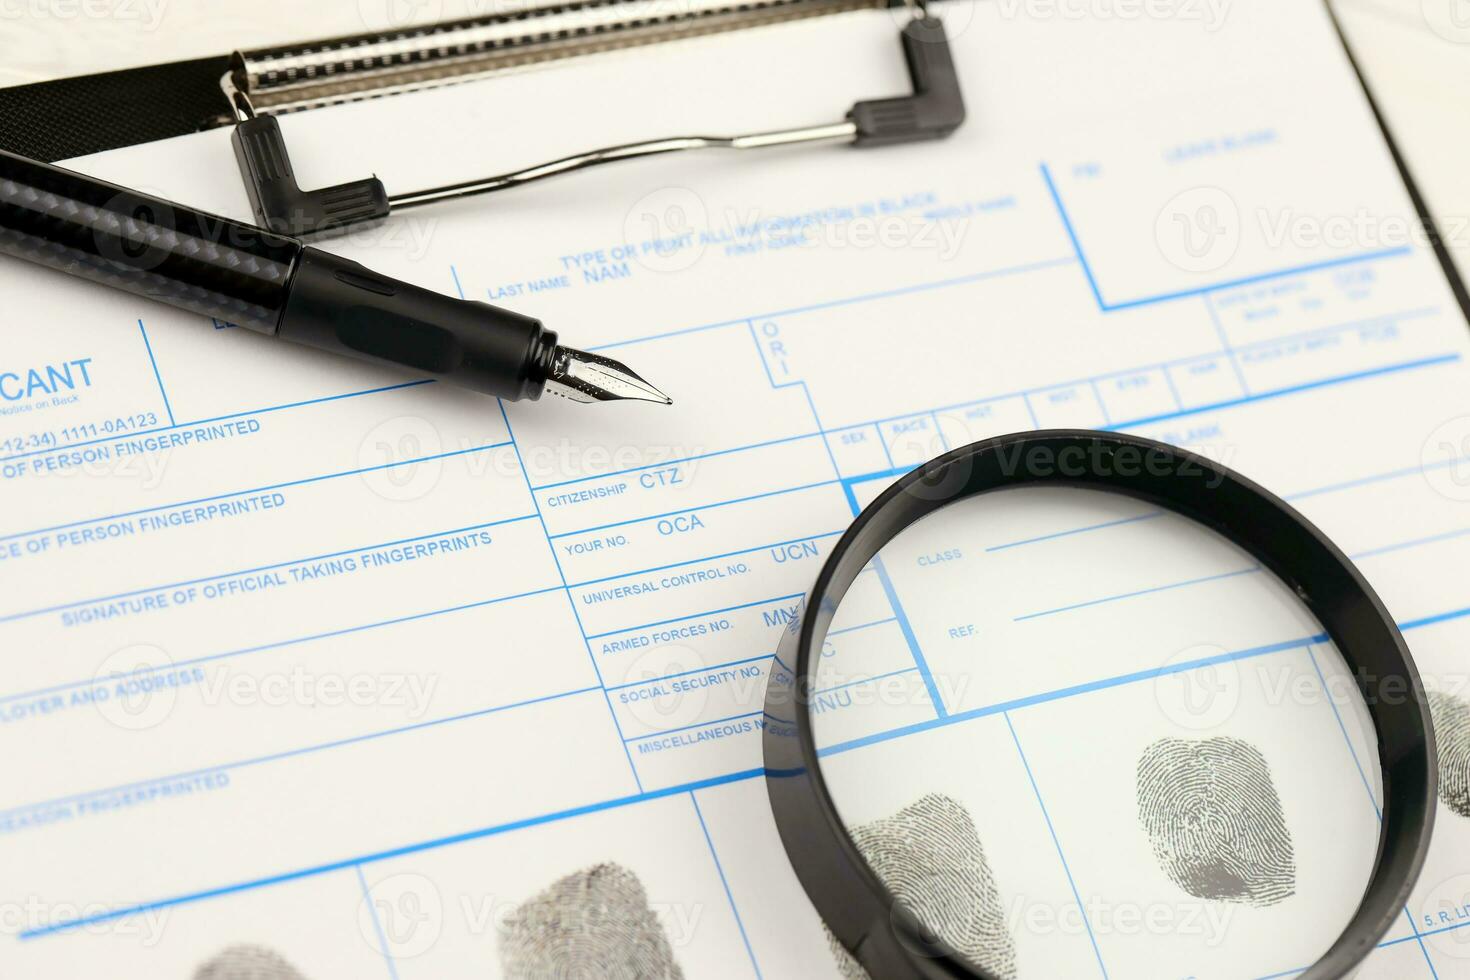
1428 690 1470 817
1137 736 1295 906
192 945 306 980
498 862 684 980
829 794 1017 980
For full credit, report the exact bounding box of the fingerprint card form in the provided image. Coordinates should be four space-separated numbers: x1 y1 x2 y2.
1136 736 1295 907
192 945 308 980
829 794 1018 980
1428 690 1470 819
498 863 685 980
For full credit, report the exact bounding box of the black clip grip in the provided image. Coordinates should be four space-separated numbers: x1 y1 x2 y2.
231 115 390 238
849 16 966 147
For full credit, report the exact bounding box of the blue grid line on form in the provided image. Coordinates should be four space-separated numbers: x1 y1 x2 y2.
548 479 842 540
1401 603 1470 633
180 379 436 429
137 319 175 426
1003 502 1452 560
1397 919 1470 946
871 554 947 718
1039 164 1108 309
811 665 918 698
1290 454 1461 501
772 651 796 678
1218 306 1438 359
879 431 897 469
0 512 541 626
0 583 566 709
804 389 844 476
1013 393 1038 431
1303 639 1440 977
1004 712 1110 978
630 709 765 744
1013 565 1261 621
986 512 1164 552
589 256 1080 354
930 411 951 450
1204 293 1253 395
606 652 776 693
355 865 403 980
582 592 803 641
0 377 435 467
1039 161 1413 313
1089 379 1113 425
829 616 898 636
690 792 764 979
1351 525 1470 561
749 320 787 390
495 399 644 791
532 431 824 493
1160 364 1186 411
568 530 845 591
0 684 604 821
1102 246 1413 312
2 437 514 545
1305 646 1381 818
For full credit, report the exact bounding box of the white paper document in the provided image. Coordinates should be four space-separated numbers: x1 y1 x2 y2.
4 1 1470 976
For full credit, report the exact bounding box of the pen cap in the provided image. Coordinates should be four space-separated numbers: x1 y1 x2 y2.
277 247 556 401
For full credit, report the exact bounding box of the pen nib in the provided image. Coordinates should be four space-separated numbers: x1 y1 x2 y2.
545 346 673 405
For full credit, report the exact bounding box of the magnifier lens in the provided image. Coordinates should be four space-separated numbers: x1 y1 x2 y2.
811 485 1383 978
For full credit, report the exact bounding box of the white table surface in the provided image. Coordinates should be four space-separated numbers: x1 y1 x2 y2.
0 0 1465 274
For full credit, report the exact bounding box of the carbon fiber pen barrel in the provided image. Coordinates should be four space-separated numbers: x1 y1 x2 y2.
0 149 670 405
0 148 302 334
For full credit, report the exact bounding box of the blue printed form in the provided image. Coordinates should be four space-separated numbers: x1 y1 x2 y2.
2 1 1469 976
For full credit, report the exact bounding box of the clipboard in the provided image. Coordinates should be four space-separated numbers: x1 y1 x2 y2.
1 0 964 239
0 0 1462 322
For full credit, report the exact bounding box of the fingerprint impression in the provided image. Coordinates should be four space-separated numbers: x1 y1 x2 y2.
830 793 1017 980
1428 690 1470 818
498 862 684 979
1137 736 1295 907
192 945 307 980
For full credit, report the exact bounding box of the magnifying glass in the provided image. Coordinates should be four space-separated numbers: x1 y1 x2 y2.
763 430 1435 979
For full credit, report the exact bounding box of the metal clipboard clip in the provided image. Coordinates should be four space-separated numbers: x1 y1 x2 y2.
218 0 965 238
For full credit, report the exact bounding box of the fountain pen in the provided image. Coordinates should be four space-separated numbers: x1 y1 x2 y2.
0 149 669 406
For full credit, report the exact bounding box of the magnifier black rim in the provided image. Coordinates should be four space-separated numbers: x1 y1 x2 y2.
762 429 1435 980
